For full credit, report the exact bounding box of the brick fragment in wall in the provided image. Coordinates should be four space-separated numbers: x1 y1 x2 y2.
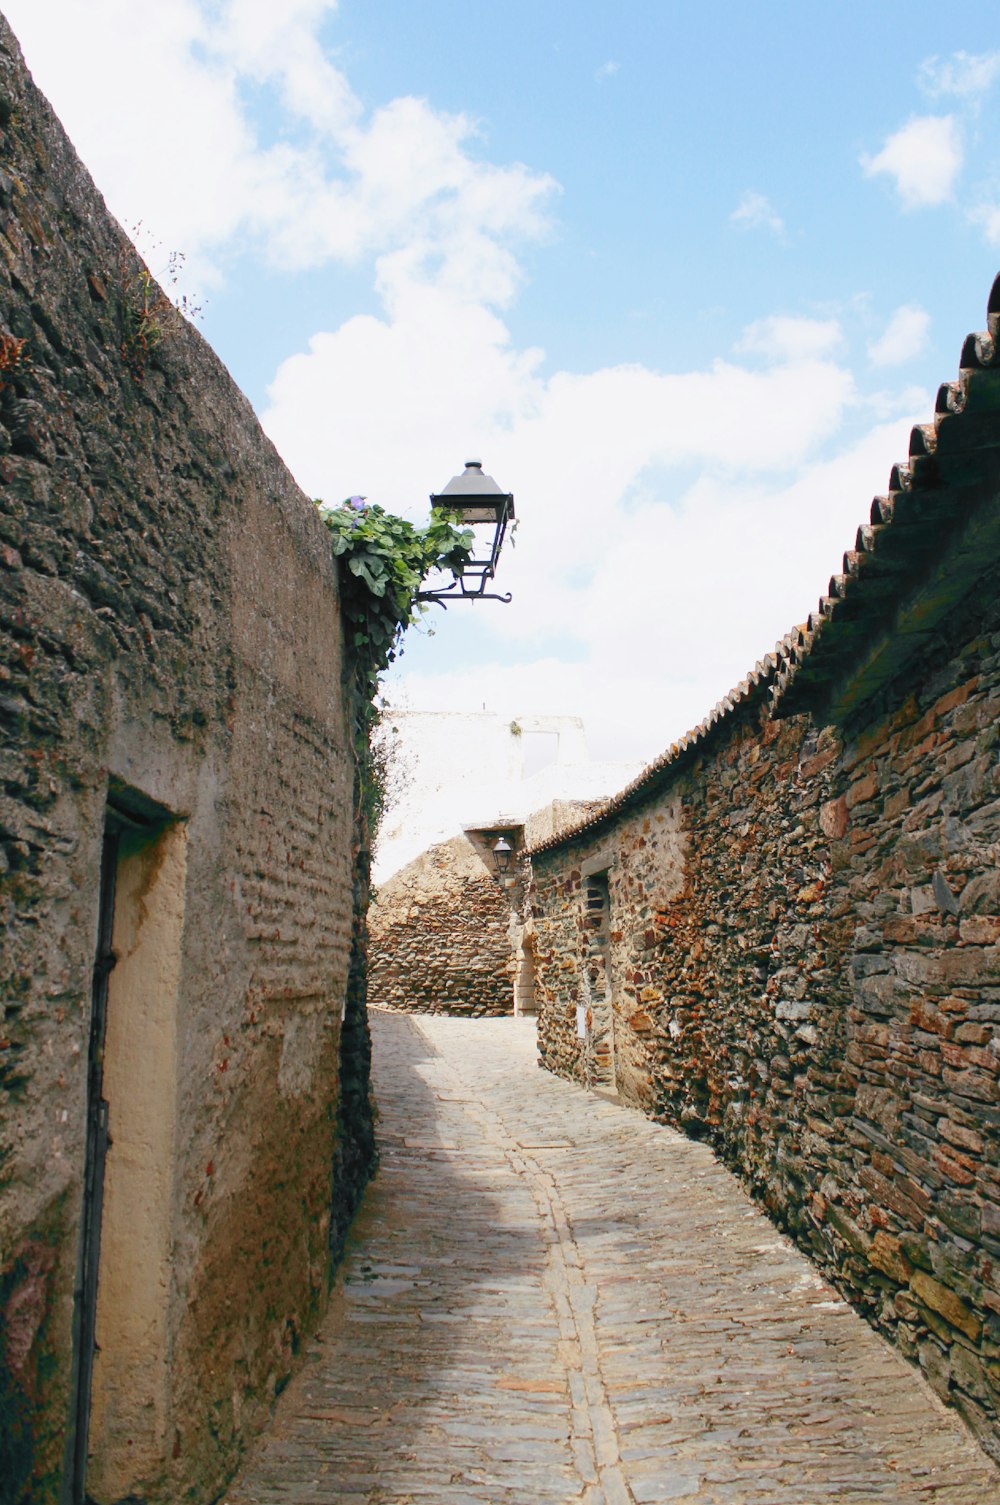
369 836 514 1015
530 560 1000 1462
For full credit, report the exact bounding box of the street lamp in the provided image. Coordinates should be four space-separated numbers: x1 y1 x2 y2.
490 835 515 881
417 459 515 605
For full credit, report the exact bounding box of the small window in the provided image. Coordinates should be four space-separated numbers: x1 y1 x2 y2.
585 873 610 940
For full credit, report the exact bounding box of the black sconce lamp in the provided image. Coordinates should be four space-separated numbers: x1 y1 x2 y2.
416 459 515 605
490 835 515 881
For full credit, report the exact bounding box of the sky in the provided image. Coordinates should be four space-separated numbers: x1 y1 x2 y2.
6 0 1000 767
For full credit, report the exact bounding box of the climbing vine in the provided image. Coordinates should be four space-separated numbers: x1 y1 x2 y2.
321 495 475 1240
318 495 473 838
320 496 471 694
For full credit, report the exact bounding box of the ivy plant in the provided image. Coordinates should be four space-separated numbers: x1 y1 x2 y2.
319 496 473 695
318 496 474 841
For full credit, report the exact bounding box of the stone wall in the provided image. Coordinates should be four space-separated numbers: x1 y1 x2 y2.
528 288 1000 1460
0 20 367 1505
369 837 515 1015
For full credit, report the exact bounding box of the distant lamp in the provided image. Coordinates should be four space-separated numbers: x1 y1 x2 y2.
417 459 515 605
490 835 515 881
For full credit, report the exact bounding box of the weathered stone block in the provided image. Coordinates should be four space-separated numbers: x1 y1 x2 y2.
869 1230 913 1283
369 837 515 1018
826 1203 871 1256
846 771 879 809
911 1270 982 1342
820 795 850 837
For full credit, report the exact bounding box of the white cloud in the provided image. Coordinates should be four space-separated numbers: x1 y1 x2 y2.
256 210 927 767
211 0 360 135
861 115 962 208
866 384 934 422
262 272 856 544
867 304 930 367
970 202 1000 245
260 251 873 769
595 61 620 82
730 191 785 237
738 316 843 363
3 0 556 292
919 50 1000 100
4 2 936 768
387 414 923 764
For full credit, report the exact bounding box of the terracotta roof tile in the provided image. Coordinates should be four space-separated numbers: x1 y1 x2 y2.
771 277 1000 718
528 640 794 856
529 272 1000 859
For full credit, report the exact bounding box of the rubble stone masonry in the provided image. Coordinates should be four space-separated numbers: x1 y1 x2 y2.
0 19 363 1505
369 837 514 1015
530 312 1000 1459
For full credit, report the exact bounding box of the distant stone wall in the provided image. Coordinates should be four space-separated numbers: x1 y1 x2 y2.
529 298 1000 1459
369 837 514 1015
0 20 367 1505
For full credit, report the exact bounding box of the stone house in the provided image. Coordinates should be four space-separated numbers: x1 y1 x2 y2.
367 800 610 1019
527 279 1000 1459
0 21 370 1505
368 835 518 1017
368 708 634 1017
372 708 638 884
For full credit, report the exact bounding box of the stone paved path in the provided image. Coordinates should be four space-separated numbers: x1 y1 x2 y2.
224 1012 1000 1505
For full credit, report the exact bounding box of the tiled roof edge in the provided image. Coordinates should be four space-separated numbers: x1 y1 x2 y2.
528 271 1000 860
770 272 1000 715
528 635 798 856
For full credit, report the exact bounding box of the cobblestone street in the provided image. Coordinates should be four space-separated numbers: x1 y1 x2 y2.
224 1013 1000 1505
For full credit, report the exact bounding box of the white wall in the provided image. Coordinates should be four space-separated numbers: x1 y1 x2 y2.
374 709 641 882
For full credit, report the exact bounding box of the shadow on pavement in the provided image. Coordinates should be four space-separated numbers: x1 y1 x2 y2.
223 1008 574 1503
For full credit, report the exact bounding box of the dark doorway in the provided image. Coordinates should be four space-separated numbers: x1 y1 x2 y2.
66 790 181 1505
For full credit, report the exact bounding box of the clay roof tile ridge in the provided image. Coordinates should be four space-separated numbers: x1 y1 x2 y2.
530 277 1000 856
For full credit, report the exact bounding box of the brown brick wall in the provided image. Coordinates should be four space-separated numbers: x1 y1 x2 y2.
531 563 1000 1459
0 20 360 1504
369 837 514 1016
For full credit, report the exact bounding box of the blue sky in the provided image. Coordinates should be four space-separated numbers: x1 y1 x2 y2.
7 1 1000 764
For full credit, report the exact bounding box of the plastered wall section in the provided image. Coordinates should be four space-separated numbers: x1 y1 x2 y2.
87 823 185 1499
530 559 1000 1459
0 19 355 1505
